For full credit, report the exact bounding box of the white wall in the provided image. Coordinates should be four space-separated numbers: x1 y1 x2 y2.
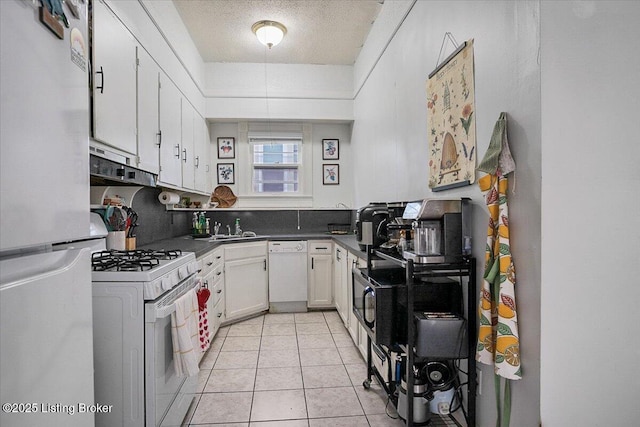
540 1 640 426
209 121 354 208
353 1 541 426
204 62 354 121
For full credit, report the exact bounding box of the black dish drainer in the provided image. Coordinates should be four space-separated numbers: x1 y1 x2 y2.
361 246 477 427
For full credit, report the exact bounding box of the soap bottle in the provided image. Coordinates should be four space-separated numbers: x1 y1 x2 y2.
192 213 199 234
234 218 242 236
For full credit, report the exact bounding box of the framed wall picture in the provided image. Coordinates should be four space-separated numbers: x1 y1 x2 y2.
217 137 235 159
322 139 339 160
217 163 235 184
322 164 340 185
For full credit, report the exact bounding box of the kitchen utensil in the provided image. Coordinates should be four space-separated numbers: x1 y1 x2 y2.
108 207 127 232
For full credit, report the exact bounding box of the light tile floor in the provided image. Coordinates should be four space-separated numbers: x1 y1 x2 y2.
185 310 461 426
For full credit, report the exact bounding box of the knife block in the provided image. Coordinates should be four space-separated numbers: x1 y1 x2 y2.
125 237 136 250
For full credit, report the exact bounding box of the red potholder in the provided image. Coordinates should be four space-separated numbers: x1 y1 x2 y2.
197 288 210 311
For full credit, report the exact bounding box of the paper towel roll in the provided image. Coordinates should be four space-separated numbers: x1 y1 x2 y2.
158 191 180 205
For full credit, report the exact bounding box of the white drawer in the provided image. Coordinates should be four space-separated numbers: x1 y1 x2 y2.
212 273 224 306
308 240 333 254
225 241 267 261
199 247 224 275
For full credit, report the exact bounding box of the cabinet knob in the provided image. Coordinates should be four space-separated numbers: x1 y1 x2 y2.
206 262 213 266
216 289 222 294
217 312 222 318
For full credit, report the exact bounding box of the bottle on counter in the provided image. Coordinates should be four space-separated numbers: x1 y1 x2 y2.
234 218 242 236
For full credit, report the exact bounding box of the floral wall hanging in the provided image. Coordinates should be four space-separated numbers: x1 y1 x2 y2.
426 38 476 191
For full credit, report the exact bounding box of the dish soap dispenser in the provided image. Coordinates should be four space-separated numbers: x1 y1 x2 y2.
234 218 242 236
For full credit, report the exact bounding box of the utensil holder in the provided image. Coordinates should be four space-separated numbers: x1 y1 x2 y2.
106 231 126 251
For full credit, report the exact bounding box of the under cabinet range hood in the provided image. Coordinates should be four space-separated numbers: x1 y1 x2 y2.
90 154 156 187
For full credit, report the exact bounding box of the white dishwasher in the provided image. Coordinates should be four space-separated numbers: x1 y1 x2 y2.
268 241 308 312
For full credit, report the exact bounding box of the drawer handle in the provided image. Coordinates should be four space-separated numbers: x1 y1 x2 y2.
216 256 222 259
217 312 222 318
207 262 213 266
216 271 222 276
316 247 328 250
216 289 222 294
311 257 314 269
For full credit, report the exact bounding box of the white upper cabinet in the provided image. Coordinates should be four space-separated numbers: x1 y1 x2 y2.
136 47 160 174
181 100 195 190
158 74 182 187
91 0 137 155
194 116 211 193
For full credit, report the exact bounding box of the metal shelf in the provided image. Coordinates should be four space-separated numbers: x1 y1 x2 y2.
363 246 477 427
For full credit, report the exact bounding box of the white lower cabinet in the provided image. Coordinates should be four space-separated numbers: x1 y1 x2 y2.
347 252 366 346
197 247 224 361
224 242 268 322
333 244 348 325
308 241 333 308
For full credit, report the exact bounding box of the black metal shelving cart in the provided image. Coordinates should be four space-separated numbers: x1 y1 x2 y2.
361 246 477 427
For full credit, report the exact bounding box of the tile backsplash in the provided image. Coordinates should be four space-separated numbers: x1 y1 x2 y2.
127 187 355 246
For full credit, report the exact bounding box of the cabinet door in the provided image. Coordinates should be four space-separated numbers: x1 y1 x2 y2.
351 256 368 353
225 257 268 321
92 0 137 155
193 115 210 193
308 254 333 308
158 74 182 187
333 246 348 325
136 47 160 174
181 100 195 190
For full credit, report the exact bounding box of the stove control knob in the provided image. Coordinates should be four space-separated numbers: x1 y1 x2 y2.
188 262 198 275
161 277 172 291
179 266 188 280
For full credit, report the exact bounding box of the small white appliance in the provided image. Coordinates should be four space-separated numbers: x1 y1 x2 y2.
268 241 308 312
91 249 200 427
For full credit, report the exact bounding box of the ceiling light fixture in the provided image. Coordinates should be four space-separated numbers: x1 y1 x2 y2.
252 20 287 49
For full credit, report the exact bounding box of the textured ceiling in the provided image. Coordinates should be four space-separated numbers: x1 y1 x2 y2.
172 0 383 65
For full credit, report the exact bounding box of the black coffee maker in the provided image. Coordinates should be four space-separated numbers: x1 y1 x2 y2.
355 203 390 250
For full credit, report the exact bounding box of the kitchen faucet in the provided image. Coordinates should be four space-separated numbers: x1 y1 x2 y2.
226 224 231 236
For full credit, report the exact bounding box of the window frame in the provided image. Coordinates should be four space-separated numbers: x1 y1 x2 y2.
249 135 304 195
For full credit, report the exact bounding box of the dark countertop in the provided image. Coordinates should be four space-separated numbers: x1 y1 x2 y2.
140 233 365 258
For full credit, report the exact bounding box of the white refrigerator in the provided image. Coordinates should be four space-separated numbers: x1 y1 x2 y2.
1 1 96 426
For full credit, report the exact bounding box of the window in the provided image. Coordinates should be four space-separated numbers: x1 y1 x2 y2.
250 137 302 193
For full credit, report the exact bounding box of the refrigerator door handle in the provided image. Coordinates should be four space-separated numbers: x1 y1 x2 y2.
96 66 104 94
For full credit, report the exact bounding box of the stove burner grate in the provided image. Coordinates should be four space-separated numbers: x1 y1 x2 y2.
92 249 183 272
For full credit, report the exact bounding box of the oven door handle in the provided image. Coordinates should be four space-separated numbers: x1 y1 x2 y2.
362 286 375 328
146 277 198 321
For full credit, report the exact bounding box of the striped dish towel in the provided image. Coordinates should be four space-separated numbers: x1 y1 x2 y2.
170 288 200 377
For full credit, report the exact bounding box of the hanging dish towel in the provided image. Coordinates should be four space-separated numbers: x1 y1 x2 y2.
170 288 200 377
476 113 521 427
197 286 211 353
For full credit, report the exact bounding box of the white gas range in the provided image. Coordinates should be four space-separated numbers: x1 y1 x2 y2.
91 249 200 427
